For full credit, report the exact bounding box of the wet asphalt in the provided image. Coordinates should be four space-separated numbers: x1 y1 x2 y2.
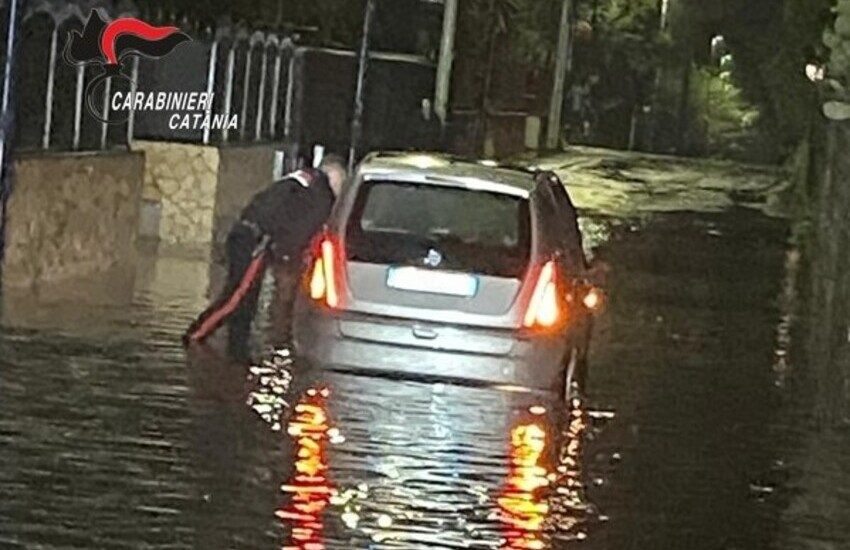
2 153 849 549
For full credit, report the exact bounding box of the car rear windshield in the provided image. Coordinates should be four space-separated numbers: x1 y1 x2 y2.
345 180 530 278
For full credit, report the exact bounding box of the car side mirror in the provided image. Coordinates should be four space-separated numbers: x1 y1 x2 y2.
578 259 609 315
580 285 605 314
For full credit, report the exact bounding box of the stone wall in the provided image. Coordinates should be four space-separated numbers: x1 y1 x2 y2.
3 151 144 290
1 142 277 295
213 145 277 244
132 140 219 245
134 141 277 246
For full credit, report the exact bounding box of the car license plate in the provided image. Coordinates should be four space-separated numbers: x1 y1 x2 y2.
386 267 478 297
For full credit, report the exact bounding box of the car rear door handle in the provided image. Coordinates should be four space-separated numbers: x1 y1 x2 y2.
412 326 438 340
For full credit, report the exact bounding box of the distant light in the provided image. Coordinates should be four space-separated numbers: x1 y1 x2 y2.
529 405 546 415
711 35 727 65
406 154 447 169
806 63 825 83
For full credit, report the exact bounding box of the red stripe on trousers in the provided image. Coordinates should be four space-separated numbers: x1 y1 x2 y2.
187 252 267 343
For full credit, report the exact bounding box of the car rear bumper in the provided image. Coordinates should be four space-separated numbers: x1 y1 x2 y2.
292 304 576 392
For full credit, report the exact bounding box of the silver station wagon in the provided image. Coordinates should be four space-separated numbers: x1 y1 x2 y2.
293 152 601 398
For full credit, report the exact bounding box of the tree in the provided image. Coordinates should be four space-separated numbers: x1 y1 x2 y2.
580 0 666 147
713 0 833 159
823 0 850 120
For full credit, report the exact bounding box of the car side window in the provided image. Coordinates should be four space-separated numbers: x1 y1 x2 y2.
533 181 560 244
533 180 578 273
545 174 587 273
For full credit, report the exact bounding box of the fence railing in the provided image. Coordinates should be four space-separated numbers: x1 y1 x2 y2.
16 2 303 151
12 1 441 158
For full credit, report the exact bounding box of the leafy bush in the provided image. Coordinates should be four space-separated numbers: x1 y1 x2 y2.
690 65 763 160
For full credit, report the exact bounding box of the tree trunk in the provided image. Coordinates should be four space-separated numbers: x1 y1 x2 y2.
546 0 572 150
348 0 376 171
475 0 499 155
675 56 691 150
475 0 499 154
434 0 459 126
809 121 850 427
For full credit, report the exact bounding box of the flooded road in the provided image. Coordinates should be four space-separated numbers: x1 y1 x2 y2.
2 151 850 549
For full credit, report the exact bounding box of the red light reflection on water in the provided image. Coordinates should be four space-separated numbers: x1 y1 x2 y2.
276 387 334 550
499 422 550 549
498 403 589 549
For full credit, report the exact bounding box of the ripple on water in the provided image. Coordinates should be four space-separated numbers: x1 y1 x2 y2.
5 202 850 549
247 352 611 550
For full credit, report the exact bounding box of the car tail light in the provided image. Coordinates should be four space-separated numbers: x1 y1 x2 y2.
308 235 346 309
522 260 563 329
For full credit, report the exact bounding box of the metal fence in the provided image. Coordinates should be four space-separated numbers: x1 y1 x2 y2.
11 1 440 157
16 2 299 151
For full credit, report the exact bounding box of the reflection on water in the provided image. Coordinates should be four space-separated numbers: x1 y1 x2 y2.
266 373 602 550
277 387 334 549
550 401 590 541
498 400 591 549
248 348 296 432
4 197 850 548
500 421 550 549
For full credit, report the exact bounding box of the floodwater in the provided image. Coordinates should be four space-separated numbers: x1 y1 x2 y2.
2 150 850 549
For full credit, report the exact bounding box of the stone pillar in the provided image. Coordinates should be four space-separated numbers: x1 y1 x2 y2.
132 141 220 247
133 141 278 248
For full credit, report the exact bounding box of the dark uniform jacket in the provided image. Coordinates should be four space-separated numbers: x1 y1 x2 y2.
239 168 335 262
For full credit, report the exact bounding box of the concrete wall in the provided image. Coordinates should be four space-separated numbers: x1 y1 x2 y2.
3 151 144 290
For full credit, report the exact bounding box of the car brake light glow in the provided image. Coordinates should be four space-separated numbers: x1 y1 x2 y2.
309 258 326 300
321 239 339 308
523 260 562 328
308 236 344 308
